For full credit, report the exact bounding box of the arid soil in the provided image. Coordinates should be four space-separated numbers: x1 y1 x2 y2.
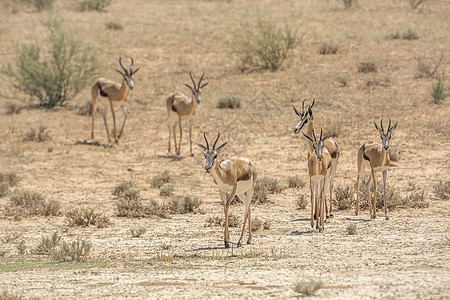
0 0 449 299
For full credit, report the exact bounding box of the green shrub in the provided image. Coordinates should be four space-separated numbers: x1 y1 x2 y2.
434 180 450 200
65 208 111 228
151 170 171 188
334 185 354 210
217 95 241 109
293 280 324 295
431 78 446 104
113 181 135 197
357 61 377 73
408 0 428 9
233 17 299 71
287 175 306 188
296 194 308 209
168 196 202 214
342 0 357 9
6 189 60 217
5 16 99 108
80 0 112 11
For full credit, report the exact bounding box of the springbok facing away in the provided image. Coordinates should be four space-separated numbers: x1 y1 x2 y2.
301 129 332 232
356 119 398 220
194 133 257 248
91 56 140 143
167 72 208 156
293 98 340 218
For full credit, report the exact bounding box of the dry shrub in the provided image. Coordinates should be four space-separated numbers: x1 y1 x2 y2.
130 227 146 237
16 240 27 255
296 194 308 209
257 177 284 194
402 29 418 40
205 216 223 227
342 0 357 9
408 0 428 9
151 170 171 188
404 189 429 208
347 224 357 235
6 189 61 217
388 149 400 162
334 185 354 210
433 180 450 200
0 289 24 300
105 21 123 30
326 122 342 138
34 231 61 254
227 213 240 227
5 102 25 115
113 181 135 197
115 189 145 217
357 180 406 210
336 76 348 87
168 196 202 214
431 78 447 104
77 100 102 116
23 125 51 142
416 54 443 79
66 208 111 228
2 232 23 243
80 0 111 11
357 62 377 73
293 280 324 295
144 200 170 218
206 214 240 227
251 217 271 231
319 43 338 55
160 185 174 197
217 95 241 109
287 175 306 188
252 188 268 204
0 172 20 197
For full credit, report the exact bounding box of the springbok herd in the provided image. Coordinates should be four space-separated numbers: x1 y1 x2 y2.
91 56 398 248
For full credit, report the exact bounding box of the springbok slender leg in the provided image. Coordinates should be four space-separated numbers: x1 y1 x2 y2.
246 188 254 244
91 95 98 139
310 179 314 228
383 170 389 220
102 104 111 142
367 173 373 218
168 118 172 152
177 116 182 155
372 168 377 219
319 179 325 232
172 122 177 155
219 191 230 248
236 193 251 247
117 105 127 139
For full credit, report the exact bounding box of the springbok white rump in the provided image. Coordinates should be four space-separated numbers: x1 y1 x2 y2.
194 133 257 248
355 119 398 220
91 56 140 143
167 72 208 156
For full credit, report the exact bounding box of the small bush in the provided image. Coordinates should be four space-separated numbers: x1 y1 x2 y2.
77 100 102 116
336 76 348 87
144 200 170 218
287 175 306 188
357 62 377 73
5 102 25 115
342 0 357 9
434 180 450 200
251 217 271 231
431 78 447 104
257 177 284 194
151 170 171 188
6 189 61 217
217 96 241 109
205 216 223 227
160 185 174 197
334 185 354 210
23 0 55 11
105 21 123 30
2 232 23 244
402 29 418 40
358 181 406 210
65 208 111 228
130 227 146 237
34 231 61 254
252 188 268 204
168 196 202 214
113 181 135 197
206 214 240 227
23 125 51 142
415 54 443 78
404 189 429 208
293 280 324 295
227 213 240 227
4 16 99 108
80 0 112 11
347 224 357 235
408 0 428 9
319 43 338 55
296 194 308 209
53 239 92 262
0 172 20 197
233 17 299 71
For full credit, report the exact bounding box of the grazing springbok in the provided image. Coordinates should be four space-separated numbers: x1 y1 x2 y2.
301 129 332 232
167 72 208 156
91 56 140 143
293 98 340 218
194 132 257 248
355 119 398 220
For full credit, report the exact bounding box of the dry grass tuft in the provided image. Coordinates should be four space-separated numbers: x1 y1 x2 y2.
388 149 400 162
168 196 202 214
334 185 354 210
34 231 92 262
151 170 171 188
319 42 338 55
65 208 111 228
16 240 27 255
205 214 240 227
130 227 147 237
357 181 406 210
287 175 306 188
115 189 144 217
257 178 284 194
293 280 324 295
433 180 450 200
105 21 123 31
357 62 377 73
34 231 61 255
217 96 241 109
77 100 102 116
415 54 443 79
296 194 308 209
160 185 174 197
2 232 23 244
402 29 419 40
80 0 111 12
5 189 61 218
347 224 357 235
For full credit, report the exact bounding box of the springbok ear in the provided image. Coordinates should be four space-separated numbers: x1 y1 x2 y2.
132 66 141 75
193 140 207 152
200 82 209 89
308 106 313 119
301 132 314 143
374 121 381 132
293 105 301 117
390 122 398 132
216 141 229 153
115 68 125 76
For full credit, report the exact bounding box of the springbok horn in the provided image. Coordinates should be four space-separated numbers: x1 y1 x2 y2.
212 132 221 150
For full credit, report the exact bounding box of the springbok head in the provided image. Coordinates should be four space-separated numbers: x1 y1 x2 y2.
293 98 315 134
115 56 140 90
184 71 209 104
302 128 329 161
194 132 229 173
374 119 398 151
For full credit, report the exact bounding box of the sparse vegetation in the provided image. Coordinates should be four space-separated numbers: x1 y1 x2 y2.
65 208 111 228
168 196 202 214
251 217 271 231
0 289 24 300
402 29 418 40
5 102 25 115
415 54 443 78
115 187 169 218
433 180 450 200
319 42 338 54
293 280 324 295
16 240 27 255
23 125 51 142
130 227 146 237
113 181 135 197
431 78 447 104
34 231 61 255
160 185 174 197
388 149 400 162
287 175 306 188
105 21 123 30
77 100 102 116
296 194 308 209
205 214 240 227
217 96 241 109
4 16 99 108
0 172 20 197
34 232 92 262
334 185 354 210
80 0 112 11
347 224 357 235
5 189 61 217
233 17 299 71
252 177 284 204
357 61 377 73
151 170 171 188
408 0 428 9
21 0 55 11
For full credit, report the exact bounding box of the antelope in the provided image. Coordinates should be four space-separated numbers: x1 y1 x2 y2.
167 72 208 156
301 129 332 232
194 132 257 248
356 119 398 220
91 56 140 143
293 98 340 218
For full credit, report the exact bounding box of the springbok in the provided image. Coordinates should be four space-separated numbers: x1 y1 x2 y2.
167 72 208 156
293 98 340 218
301 129 332 232
194 132 257 248
355 119 398 220
91 56 140 143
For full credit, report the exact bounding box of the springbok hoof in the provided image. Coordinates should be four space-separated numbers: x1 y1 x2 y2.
237 242 242 248
246 240 252 245
385 216 390 220
330 214 334 218
224 242 230 248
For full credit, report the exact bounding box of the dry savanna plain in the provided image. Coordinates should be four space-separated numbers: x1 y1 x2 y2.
0 0 449 299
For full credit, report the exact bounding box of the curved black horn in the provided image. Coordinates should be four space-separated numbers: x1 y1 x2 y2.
302 99 306 114
293 105 302 116
197 71 205 90
380 119 384 133
212 132 220 150
203 132 210 150
312 128 317 141
129 56 134 74
388 119 392 131
189 71 197 91
119 56 128 75
311 98 315 109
